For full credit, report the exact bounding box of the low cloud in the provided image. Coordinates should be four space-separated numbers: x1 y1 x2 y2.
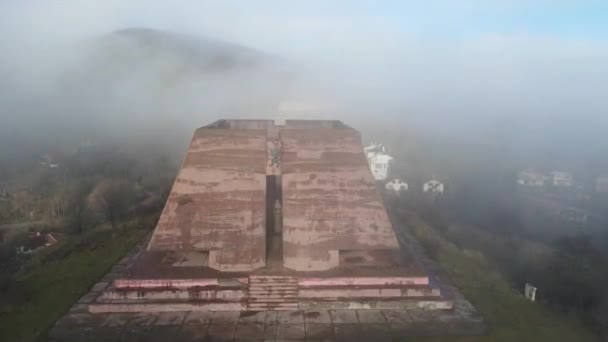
0 1 606 159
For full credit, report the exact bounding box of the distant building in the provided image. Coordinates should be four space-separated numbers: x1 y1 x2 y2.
17 232 65 254
596 176 608 193
559 208 588 225
44 232 65 246
551 171 573 187
364 143 393 181
517 170 546 188
524 283 537 302
41 154 60 168
423 179 444 194
0 187 8 201
385 179 408 193
27 232 65 248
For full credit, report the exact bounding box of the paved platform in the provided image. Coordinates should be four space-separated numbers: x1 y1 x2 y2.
47 203 485 341
49 308 484 341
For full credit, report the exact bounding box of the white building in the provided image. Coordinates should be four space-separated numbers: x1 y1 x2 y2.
596 176 608 193
551 171 573 187
385 179 408 193
524 283 537 302
423 179 444 194
364 143 393 181
517 170 546 187
40 154 60 168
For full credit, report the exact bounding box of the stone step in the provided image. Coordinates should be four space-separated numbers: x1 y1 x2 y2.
249 277 298 282
248 298 298 303
99 288 246 302
249 281 298 285
249 304 298 306
247 276 299 311
248 287 298 291
298 286 441 299
249 307 297 311
249 284 298 288
248 304 299 310
249 281 297 284
248 301 298 304
248 291 298 296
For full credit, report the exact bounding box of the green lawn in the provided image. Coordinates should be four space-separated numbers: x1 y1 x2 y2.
0 221 149 341
401 211 598 342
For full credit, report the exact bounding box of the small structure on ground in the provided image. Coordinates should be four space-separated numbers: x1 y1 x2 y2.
518 170 546 188
40 154 60 168
551 171 573 187
596 176 608 193
364 143 393 181
0 187 8 201
524 283 537 302
423 179 445 195
559 207 589 225
43 232 64 246
385 178 408 193
17 232 65 254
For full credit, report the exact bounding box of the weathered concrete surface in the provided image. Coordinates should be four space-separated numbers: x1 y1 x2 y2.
50 309 484 341
281 126 400 271
298 286 441 299
298 276 429 287
146 120 418 274
99 288 245 302
50 210 484 341
147 126 267 272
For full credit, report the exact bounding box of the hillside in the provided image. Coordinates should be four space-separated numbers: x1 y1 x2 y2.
0 28 290 148
398 210 598 342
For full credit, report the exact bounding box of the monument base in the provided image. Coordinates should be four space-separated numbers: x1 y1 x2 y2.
89 274 452 312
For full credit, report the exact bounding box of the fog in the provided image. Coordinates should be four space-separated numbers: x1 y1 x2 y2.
1 1 607 167
3 4 608 338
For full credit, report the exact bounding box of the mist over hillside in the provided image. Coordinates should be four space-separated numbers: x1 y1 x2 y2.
0 28 291 153
1 3 608 340
1 24 606 175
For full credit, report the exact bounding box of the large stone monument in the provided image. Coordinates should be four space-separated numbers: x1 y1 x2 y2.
90 120 451 312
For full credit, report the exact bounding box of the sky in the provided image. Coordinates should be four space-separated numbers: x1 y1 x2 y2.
2 1 607 45
0 1 607 152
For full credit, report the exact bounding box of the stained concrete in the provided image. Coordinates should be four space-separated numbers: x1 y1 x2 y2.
303 310 332 324
49 308 484 341
48 204 486 341
329 310 359 324
356 310 386 323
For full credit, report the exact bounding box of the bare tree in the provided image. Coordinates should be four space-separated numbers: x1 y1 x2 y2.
66 181 93 234
90 179 135 228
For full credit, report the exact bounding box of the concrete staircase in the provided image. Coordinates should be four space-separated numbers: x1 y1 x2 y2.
247 276 299 311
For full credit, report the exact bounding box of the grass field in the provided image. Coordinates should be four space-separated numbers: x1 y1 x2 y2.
401 211 598 342
0 220 149 341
